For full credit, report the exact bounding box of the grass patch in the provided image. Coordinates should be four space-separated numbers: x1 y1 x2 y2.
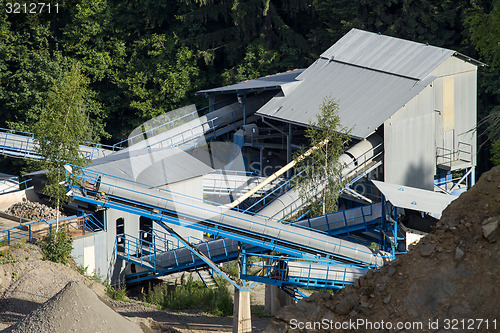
76 264 104 283
144 273 233 316
0 248 19 264
106 281 129 302
251 305 273 318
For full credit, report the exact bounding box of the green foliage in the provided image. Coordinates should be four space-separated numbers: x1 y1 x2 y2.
76 264 104 283
492 140 500 166
39 230 73 264
0 248 20 265
106 280 129 302
294 97 351 216
222 261 240 280
221 40 279 85
33 63 93 213
465 1 500 169
144 274 233 316
0 0 498 180
347 0 473 50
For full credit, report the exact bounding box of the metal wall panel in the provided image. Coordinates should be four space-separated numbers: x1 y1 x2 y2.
384 85 436 190
431 57 477 166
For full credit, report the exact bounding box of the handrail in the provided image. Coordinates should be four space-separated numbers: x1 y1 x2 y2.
0 178 32 194
72 165 289 223
0 213 103 246
243 142 383 217
436 141 472 168
111 97 239 150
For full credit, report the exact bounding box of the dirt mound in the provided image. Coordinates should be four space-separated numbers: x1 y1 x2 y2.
0 259 105 326
265 166 500 332
4 201 64 221
4 280 142 333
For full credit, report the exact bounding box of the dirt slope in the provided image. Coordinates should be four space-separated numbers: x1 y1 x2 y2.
4 280 142 333
265 166 500 332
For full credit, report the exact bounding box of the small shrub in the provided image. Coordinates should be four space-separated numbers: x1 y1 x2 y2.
76 264 88 276
144 273 233 316
39 230 73 264
106 280 128 302
223 261 239 280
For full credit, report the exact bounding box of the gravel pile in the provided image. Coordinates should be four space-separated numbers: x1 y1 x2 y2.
4 201 64 221
4 281 142 333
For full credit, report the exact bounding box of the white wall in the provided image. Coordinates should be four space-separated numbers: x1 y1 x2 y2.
384 56 478 190
431 57 477 166
384 84 436 190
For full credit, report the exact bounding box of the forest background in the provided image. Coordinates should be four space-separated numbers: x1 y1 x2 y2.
0 0 498 177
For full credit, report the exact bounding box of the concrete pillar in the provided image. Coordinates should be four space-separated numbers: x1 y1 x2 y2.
233 288 252 333
264 284 294 315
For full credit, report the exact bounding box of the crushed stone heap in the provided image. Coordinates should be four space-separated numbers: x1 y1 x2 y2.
4 280 142 333
265 166 500 332
4 201 65 221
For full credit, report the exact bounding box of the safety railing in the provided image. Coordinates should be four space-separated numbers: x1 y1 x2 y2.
118 234 239 273
294 203 381 236
70 165 288 224
0 128 117 160
0 179 32 194
203 172 272 197
82 214 105 233
0 213 104 246
241 253 371 291
436 142 472 169
112 109 206 150
111 98 238 150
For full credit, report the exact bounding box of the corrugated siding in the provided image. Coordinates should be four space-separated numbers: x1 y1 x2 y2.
319 29 454 80
384 85 436 190
257 58 435 139
431 57 477 166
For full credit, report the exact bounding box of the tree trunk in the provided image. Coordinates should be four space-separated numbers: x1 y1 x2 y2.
323 142 328 215
56 197 60 233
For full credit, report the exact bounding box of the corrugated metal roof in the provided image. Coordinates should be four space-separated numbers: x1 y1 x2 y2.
255 29 483 137
372 180 457 217
320 29 455 80
257 58 436 139
89 146 213 187
196 69 304 95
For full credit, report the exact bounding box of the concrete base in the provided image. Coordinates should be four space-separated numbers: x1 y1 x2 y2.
233 288 251 333
264 284 294 315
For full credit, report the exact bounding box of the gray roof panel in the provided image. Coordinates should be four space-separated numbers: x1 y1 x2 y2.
319 29 455 80
257 58 436 139
89 146 213 186
372 180 457 217
197 69 304 95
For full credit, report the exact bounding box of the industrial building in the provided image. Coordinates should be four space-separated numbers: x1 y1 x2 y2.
0 29 484 329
